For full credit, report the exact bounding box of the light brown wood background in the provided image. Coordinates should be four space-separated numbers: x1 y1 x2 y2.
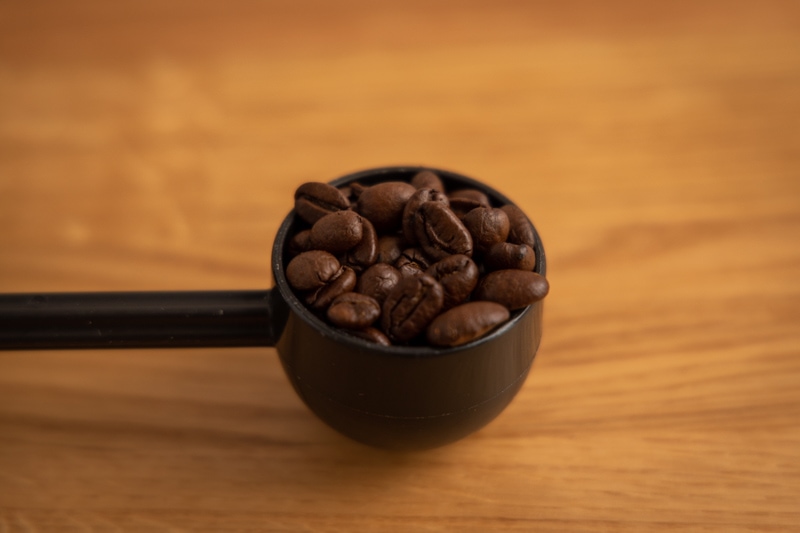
1 1 799 531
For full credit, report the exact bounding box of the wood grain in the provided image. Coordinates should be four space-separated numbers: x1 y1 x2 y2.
1 1 799 531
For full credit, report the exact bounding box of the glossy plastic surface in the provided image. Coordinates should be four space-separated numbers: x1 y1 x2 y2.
0 291 273 349
272 166 546 449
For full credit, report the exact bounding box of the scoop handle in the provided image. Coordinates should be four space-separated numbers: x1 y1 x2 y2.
0 290 280 350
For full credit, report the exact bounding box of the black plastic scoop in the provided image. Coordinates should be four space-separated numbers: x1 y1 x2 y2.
0 166 546 450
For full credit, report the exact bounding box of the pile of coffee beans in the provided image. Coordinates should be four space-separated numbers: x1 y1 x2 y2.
285 170 549 347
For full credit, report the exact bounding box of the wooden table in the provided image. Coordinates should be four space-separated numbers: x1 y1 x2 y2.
1 1 798 531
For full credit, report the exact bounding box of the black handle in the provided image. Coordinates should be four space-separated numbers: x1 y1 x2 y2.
0 290 278 350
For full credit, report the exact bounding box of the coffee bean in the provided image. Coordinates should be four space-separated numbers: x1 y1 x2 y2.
310 210 364 254
425 254 479 310
500 204 536 249
474 269 549 310
448 188 491 218
381 273 444 342
287 229 312 257
402 188 450 244
410 170 445 192
342 216 378 271
414 201 473 261
288 174 549 348
305 266 357 310
461 207 510 253
295 182 350 225
286 250 341 291
327 292 382 329
450 188 490 205
395 247 432 278
349 182 369 198
347 326 391 346
356 181 417 233
339 182 368 204
356 263 401 305
376 235 404 264
426 301 510 347
484 242 536 271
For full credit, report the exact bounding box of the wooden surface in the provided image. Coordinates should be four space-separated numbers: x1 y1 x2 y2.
1 1 799 531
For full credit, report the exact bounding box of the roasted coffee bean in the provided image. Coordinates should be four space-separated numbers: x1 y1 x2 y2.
425 254 479 309
484 242 536 271
305 266 357 310
337 186 354 206
462 207 510 253
286 250 341 291
356 181 417 233
501 204 536 249
396 261 423 278
356 263 401 305
426 301 510 347
349 182 369 198
402 188 450 244
448 188 491 218
410 170 445 192
375 235 404 264
339 182 368 204
288 174 549 347
395 247 432 278
327 292 382 329
450 188 490 205
381 273 444 343
337 185 351 195
414 201 473 261
474 269 549 310
347 327 391 346
342 216 378 271
287 229 312 257
295 182 350 225
310 210 364 254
